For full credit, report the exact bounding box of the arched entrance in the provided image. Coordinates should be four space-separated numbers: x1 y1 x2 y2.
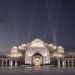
32 53 43 66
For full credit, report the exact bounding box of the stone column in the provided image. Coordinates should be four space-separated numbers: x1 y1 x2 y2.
43 57 46 64
62 59 66 68
2 60 4 66
63 60 65 66
71 59 73 66
15 61 17 66
58 59 60 66
5 60 7 66
64 59 66 66
10 60 13 66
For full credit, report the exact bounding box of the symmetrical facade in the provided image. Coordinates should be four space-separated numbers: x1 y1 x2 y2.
0 38 75 66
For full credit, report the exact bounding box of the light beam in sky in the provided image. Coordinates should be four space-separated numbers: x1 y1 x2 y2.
50 1 57 45
50 0 61 45
45 0 60 45
43 0 50 40
49 0 57 45
12 0 18 46
27 0 37 43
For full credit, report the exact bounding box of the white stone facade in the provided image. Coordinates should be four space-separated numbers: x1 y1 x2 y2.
0 38 67 66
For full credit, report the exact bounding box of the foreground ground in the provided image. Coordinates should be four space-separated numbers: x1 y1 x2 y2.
0 66 75 75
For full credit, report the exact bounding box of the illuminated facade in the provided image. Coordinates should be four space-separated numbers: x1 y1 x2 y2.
0 38 75 66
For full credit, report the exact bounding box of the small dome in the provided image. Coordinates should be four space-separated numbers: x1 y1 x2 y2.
18 46 23 49
53 46 57 49
32 38 43 43
30 38 44 47
57 46 64 53
12 46 17 49
10 46 18 53
22 44 27 47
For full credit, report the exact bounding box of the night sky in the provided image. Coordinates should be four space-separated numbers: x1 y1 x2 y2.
0 0 75 52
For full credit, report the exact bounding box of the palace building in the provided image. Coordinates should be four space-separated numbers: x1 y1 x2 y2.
0 38 75 66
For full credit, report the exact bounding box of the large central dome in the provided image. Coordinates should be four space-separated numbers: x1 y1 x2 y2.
30 38 44 47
